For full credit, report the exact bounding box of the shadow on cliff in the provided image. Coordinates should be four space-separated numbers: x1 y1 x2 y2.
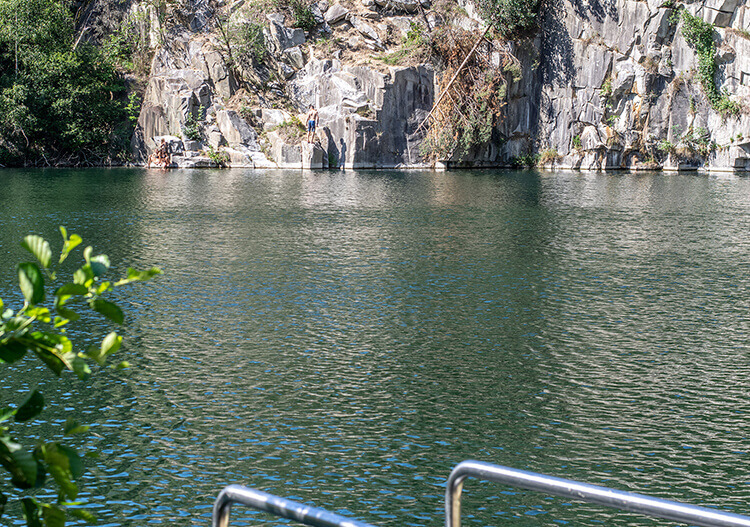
540 0 574 89
569 0 618 23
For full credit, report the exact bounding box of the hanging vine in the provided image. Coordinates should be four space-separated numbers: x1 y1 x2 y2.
419 26 519 162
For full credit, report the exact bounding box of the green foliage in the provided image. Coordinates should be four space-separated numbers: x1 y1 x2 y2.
679 9 741 116
246 0 315 31
270 115 306 141
380 22 430 65
125 92 142 124
0 0 128 165
421 27 510 162
512 152 540 168
572 134 582 149
207 145 231 167
101 9 152 77
503 61 522 82
0 227 161 527
658 139 675 152
287 0 315 31
237 21 267 63
538 148 560 165
475 0 541 38
182 107 203 141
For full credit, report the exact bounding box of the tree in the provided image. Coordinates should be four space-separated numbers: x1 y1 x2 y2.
0 227 161 526
0 0 127 165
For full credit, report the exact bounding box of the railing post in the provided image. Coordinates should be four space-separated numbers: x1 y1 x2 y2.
444 460 750 527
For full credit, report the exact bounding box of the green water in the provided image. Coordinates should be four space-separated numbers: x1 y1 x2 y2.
2 168 750 526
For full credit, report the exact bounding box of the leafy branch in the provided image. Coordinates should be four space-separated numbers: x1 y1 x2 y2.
0 227 161 527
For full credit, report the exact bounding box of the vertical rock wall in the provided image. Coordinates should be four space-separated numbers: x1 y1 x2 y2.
530 0 750 171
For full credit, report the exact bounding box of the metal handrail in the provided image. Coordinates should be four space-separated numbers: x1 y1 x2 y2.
446 460 750 527
213 461 750 527
212 484 377 527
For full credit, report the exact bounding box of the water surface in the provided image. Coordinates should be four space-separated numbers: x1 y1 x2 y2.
2 168 750 526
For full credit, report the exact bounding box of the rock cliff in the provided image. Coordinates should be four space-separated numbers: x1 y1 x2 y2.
129 0 750 171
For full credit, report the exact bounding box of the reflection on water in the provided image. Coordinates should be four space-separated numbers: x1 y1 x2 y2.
2 168 750 526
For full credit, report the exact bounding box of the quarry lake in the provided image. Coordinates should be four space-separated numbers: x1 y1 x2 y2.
3 168 750 527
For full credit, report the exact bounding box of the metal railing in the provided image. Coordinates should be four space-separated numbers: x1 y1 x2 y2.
213 460 750 527
447 460 750 527
212 485 377 527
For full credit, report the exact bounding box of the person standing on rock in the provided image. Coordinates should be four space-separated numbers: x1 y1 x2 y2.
306 105 319 143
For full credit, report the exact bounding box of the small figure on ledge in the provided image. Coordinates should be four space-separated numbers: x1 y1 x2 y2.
306 105 319 143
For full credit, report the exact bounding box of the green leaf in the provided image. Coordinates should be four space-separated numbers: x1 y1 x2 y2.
114 361 130 370
0 340 27 364
57 445 83 479
59 227 82 264
0 436 38 488
69 508 97 523
30 349 65 376
0 406 16 423
83 246 92 264
15 389 44 423
94 282 110 295
18 263 45 306
85 331 122 366
55 284 88 297
63 418 89 436
26 307 51 323
89 255 110 278
25 332 75 376
21 497 42 527
54 296 80 323
115 267 163 286
101 331 122 360
72 356 91 380
21 235 52 269
53 316 70 328
41 503 65 527
73 265 94 286
39 443 80 500
90 299 124 324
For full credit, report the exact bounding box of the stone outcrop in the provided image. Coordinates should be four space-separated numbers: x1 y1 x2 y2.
130 0 750 172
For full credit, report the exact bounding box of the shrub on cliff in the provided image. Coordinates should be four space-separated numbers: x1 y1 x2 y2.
679 9 740 116
475 0 541 38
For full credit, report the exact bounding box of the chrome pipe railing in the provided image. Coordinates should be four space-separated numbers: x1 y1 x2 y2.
446 460 750 527
212 484 378 527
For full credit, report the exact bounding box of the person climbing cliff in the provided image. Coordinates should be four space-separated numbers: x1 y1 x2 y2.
306 105 319 143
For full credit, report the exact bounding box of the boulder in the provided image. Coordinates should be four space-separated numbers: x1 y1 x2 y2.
350 16 384 48
373 0 420 12
265 17 306 53
216 110 258 148
302 142 326 168
283 46 306 69
324 4 349 24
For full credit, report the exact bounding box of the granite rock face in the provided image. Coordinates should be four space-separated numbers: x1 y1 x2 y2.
289 59 433 168
528 0 750 171
130 0 750 171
